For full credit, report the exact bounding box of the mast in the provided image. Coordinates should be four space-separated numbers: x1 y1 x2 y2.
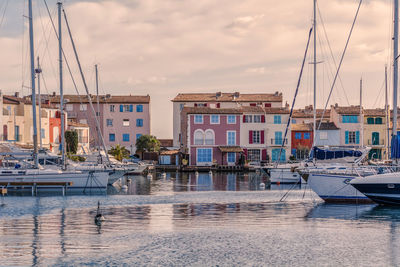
393 0 399 160
35 57 42 150
313 0 317 145
95 64 100 151
360 77 363 148
385 65 390 160
28 0 39 168
58 2 66 169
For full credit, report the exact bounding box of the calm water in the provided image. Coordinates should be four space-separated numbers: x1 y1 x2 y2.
0 172 400 266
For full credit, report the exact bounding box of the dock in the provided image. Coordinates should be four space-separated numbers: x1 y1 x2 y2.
155 165 251 172
0 182 73 196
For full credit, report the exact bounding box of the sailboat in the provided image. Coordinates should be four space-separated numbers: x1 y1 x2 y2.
350 0 400 205
0 1 108 193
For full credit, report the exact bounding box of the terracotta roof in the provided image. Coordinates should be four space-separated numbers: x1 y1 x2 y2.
241 106 290 114
182 107 243 114
317 121 339 130
172 92 282 102
48 94 150 104
292 123 312 131
292 108 330 118
158 139 173 147
218 146 243 153
3 95 24 104
332 105 361 115
160 149 180 155
364 109 386 116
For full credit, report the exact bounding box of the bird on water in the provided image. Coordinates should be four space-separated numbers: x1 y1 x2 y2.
95 201 105 224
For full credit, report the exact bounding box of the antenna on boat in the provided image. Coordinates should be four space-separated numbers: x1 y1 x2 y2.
28 0 39 168
58 1 66 170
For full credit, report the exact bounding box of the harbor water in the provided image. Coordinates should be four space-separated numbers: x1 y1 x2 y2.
0 172 400 266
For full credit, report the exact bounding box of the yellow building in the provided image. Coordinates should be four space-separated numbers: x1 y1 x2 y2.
363 109 388 159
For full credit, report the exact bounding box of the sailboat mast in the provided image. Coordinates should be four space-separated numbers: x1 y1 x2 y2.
360 77 363 148
28 0 39 168
385 65 390 159
36 57 42 150
95 64 101 151
394 0 399 159
313 0 317 145
58 1 66 169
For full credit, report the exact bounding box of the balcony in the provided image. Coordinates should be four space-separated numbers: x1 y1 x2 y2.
78 136 89 143
270 138 288 145
367 139 384 146
67 111 77 118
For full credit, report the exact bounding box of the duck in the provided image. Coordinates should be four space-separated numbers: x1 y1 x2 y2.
94 201 105 224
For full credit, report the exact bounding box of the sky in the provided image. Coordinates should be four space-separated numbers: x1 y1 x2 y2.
0 0 394 138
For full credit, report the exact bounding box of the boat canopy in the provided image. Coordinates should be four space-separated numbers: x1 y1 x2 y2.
391 135 400 159
310 147 363 161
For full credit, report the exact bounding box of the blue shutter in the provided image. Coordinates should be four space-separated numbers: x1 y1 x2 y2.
119 105 123 112
280 149 286 161
345 131 349 144
356 131 360 144
129 104 133 112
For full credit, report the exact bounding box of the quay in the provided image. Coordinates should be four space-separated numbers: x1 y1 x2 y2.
155 165 252 172
0 182 73 196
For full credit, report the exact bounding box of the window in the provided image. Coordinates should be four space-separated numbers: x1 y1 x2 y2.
179 103 185 111
319 131 328 140
345 131 359 144
304 133 310 139
274 115 281 124
227 131 236 145
106 119 113 126
120 104 132 112
80 104 87 111
375 117 383 124
194 115 203 124
227 115 236 124
244 115 252 123
96 112 100 116
247 149 260 162
136 119 143 127
250 103 257 107
211 115 220 124
122 134 130 142
264 103 271 108
272 148 286 162
109 133 115 142
137 105 143 112
66 104 73 111
40 128 45 139
136 134 142 140
79 119 87 124
197 148 212 163
367 117 374 124
123 119 130 126
252 131 261 144
254 115 261 123
342 115 358 123
295 133 302 139
275 131 283 145
227 152 236 163
110 105 115 112
194 130 204 145
205 130 215 145
196 103 207 107
292 119 297 124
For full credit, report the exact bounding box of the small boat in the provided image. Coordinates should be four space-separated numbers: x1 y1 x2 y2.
266 164 302 184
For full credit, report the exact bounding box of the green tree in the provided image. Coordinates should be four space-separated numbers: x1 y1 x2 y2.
109 144 130 161
135 135 160 158
65 130 78 154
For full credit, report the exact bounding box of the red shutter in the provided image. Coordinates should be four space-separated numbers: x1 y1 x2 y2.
261 130 265 144
204 103 207 107
194 103 198 107
243 116 246 123
261 115 265 123
217 103 220 108
265 103 271 107
250 103 256 107
262 149 267 160
243 148 248 159
249 131 253 144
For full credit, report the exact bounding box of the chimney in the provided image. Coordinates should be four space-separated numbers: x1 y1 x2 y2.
335 103 338 108
52 91 56 96
274 91 279 96
106 94 111 99
15 92 19 98
216 92 222 98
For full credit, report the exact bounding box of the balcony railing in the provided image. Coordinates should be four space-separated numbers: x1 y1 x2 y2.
270 138 288 145
367 139 384 146
67 111 77 118
78 136 89 143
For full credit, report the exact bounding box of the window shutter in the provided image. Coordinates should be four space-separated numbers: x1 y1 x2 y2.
261 115 265 123
217 103 220 108
243 116 246 123
265 103 271 108
356 131 360 144
261 130 265 144
204 103 207 107
262 149 267 160
249 131 253 144
345 131 349 144
129 104 133 112
119 105 123 112
194 103 198 107
243 148 248 159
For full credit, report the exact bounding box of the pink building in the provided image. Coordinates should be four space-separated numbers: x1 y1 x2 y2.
182 107 243 166
48 94 150 152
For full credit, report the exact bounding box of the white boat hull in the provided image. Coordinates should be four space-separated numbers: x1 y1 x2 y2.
308 173 370 203
269 168 302 184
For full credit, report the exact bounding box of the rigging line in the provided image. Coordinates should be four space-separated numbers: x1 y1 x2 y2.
0 0 9 29
372 79 386 108
317 2 350 106
275 27 313 166
40 71 50 95
62 6 111 165
317 0 362 132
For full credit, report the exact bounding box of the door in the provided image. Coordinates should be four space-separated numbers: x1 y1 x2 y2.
372 132 379 145
14 126 19 141
3 125 7 141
